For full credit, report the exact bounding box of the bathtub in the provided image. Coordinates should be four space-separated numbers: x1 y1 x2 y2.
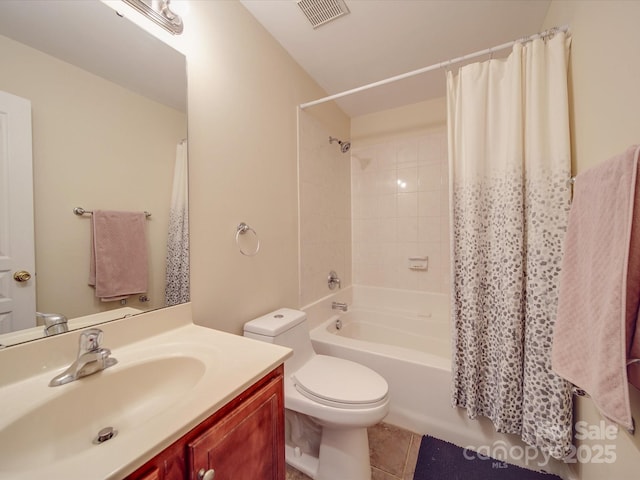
309 293 456 440
306 285 571 478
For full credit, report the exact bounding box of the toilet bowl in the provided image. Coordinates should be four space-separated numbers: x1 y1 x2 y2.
244 308 389 480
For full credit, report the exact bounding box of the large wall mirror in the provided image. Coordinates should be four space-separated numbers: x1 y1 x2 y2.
0 0 188 347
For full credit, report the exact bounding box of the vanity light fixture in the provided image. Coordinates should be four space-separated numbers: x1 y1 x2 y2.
122 0 184 35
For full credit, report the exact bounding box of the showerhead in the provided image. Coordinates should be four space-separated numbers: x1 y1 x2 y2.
329 136 351 154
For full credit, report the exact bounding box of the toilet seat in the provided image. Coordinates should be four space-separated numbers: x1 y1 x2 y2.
292 355 388 409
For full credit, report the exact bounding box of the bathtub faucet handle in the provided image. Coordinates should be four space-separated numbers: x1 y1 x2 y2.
332 302 348 312
328 270 341 290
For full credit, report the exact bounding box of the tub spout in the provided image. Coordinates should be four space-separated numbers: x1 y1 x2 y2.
332 302 348 312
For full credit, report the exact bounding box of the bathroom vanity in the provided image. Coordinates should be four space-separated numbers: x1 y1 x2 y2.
0 304 291 480
125 365 284 479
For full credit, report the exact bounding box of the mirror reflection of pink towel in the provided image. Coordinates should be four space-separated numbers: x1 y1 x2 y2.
89 210 148 302
552 145 640 432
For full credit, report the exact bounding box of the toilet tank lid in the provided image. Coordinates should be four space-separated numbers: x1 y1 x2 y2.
243 308 307 336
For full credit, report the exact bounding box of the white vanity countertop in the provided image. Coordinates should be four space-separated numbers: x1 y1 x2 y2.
0 303 291 480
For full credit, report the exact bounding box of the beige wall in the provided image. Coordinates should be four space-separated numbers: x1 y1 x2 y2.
544 0 640 174
181 1 348 334
0 34 186 318
351 97 447 144
543 1 640 478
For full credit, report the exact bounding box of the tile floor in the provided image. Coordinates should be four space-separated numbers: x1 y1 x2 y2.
285 422 421 480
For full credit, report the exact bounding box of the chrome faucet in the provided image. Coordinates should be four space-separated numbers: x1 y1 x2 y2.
328 270 341 290
332 301 348 312
49 328 117 387
38 312 69 337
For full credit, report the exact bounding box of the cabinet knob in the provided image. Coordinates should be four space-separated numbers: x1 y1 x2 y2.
197 468 215 480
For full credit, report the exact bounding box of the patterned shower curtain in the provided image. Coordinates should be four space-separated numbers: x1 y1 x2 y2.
447 32 573 459
165 140 190 306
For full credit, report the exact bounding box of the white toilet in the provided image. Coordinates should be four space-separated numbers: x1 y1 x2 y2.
244 308 389 480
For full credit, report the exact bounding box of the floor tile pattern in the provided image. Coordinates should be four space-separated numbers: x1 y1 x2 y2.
285 423 420 480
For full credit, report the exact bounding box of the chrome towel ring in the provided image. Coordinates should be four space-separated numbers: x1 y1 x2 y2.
235 222 260 256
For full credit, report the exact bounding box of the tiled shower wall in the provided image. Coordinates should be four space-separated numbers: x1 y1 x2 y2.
351 128 450 293
298 111 351 307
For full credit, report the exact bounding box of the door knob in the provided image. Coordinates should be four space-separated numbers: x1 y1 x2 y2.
13 270 32 282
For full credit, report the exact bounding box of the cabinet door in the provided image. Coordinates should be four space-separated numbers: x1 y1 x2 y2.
188 376 284 480
131 467 160 480
124 440 186 480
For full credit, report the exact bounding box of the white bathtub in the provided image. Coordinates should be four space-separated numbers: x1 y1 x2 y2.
306 285 571 478
321 308 451 361
310 296 455 439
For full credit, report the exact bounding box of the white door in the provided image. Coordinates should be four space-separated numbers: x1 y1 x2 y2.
0 90 36 333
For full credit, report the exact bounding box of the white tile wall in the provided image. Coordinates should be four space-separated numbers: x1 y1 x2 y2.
298 112 352 306
299 118 449 304
351 128 450 293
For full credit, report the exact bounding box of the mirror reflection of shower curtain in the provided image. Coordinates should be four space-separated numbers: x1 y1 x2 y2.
447 32 572 459
165 139 189 306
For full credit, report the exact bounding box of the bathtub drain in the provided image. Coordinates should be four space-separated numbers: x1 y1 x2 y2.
335 319 342 330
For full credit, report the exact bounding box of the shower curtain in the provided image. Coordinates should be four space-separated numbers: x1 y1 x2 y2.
165 140 190 306
447 32 573 459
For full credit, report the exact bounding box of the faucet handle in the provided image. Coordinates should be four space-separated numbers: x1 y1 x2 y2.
79 328 103 354
328 270 342 290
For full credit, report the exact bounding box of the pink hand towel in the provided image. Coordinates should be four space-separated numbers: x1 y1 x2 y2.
552 145 640 432
89 210 148 302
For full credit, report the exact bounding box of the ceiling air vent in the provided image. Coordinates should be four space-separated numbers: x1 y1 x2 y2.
297 0 350 29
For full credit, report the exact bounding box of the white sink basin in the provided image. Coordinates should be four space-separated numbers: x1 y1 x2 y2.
0 354 206 471
0 305 291 480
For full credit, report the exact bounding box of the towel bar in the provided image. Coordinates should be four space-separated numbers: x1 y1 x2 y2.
73 207 151 218
571 385 637 433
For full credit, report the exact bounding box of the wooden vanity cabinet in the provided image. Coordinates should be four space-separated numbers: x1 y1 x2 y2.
125 365 285 480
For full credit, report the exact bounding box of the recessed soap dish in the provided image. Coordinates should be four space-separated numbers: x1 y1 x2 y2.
408 256 428 271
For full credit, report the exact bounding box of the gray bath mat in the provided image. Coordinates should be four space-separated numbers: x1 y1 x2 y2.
414 435 563 480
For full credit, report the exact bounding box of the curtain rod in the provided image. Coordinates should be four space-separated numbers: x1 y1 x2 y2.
299 24 570 110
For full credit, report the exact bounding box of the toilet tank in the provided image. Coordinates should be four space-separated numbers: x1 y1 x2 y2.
243 308 315 373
